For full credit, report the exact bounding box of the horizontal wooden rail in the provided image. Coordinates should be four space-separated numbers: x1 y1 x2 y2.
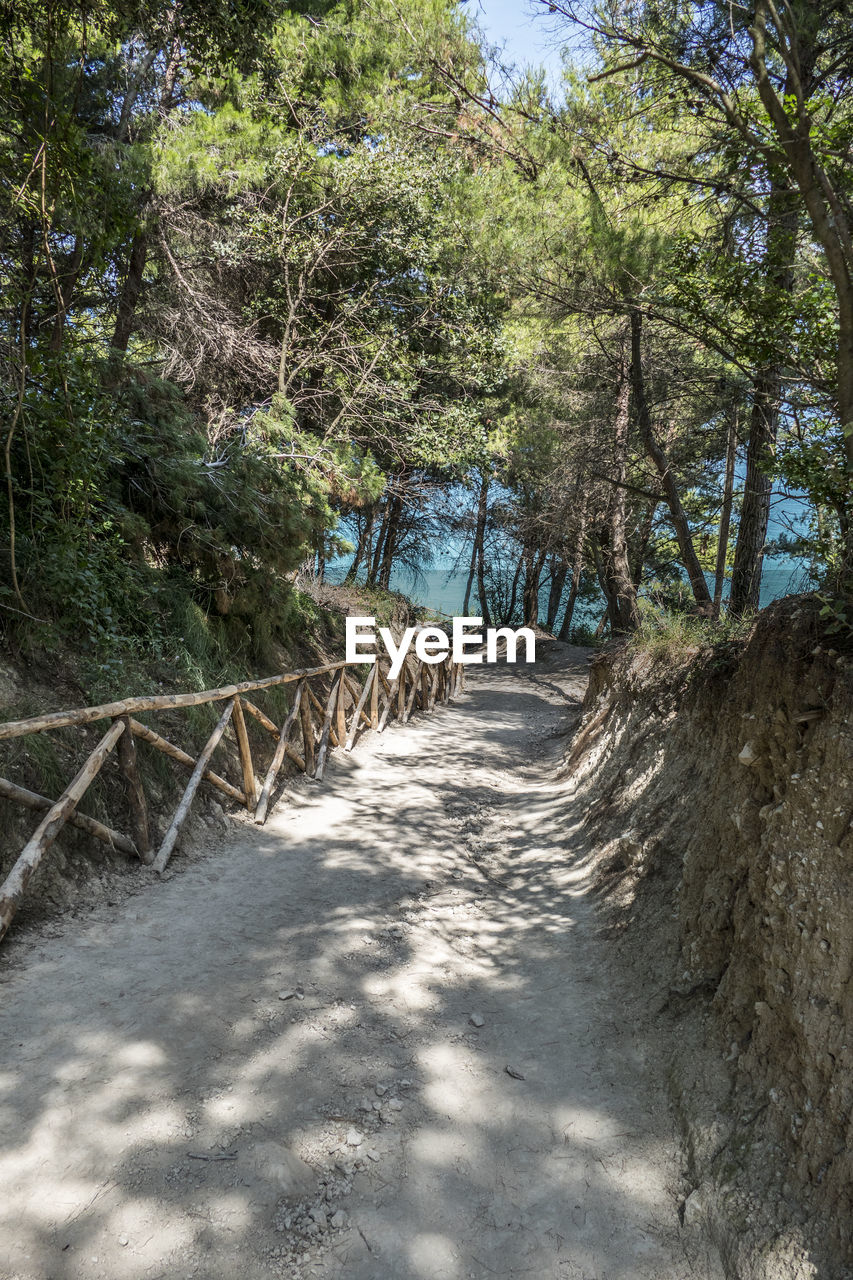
0 721 126 944
0 647 466 944
0 661 350 741
128 718 245 805
0 777 138 857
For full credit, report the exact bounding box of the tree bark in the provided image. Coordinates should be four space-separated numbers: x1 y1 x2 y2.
344 508 375 583
377 487 404 590
558 504 587 641
112 229 149 352
463 469 489 615
631 497 659 589
546 555 568 632
714 409 738 617
747 8 853 571
630 310 712 609
49 234 83 352
506 551 524 624
476 493 491 627
600 344 640 630
522 545 547 628
111 32 182 353
729 177 797 613
367 493 392 585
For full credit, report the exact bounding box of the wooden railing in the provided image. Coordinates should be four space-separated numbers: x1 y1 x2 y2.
0 648 463 944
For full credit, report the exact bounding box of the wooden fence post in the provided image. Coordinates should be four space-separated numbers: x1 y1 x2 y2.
315 673 342 780
335 673 347 746
231 696 256 810
300 687 316 776
117 715 152 863
345 665 375 750
377 676 399 732
370 663 379 728
254 681 304 824
427 665 439 711
152 700 234 874
404 660 423 722
0 719 126 943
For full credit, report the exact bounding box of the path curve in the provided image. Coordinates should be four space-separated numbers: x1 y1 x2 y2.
0 643 722 1280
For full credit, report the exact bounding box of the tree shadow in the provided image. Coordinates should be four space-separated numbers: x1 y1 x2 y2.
0 650 712 1280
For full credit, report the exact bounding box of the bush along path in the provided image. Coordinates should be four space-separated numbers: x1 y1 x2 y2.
0 642 723 1280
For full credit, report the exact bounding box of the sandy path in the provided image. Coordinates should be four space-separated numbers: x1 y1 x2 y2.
0 643 722 1280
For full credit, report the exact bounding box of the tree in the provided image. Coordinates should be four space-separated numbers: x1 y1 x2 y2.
542 0 853 589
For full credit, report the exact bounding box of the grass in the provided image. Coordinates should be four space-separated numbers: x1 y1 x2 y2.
628 599 754 661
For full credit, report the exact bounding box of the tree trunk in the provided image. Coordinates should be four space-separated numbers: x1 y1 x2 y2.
112 230 148 352
522 546 547 628
344 508 375 584
631 497 658 589
747 18 853 574
49 234 83 352
729 181 797 614
463 469 489 615
377 488 404 590
594 524 621 629
111 33 182 353
630 310 712 609
714 409 738 617
367 493 392 586
546 555 568 632
600 344 640 630
506 551 524 624
558 504 587 641
476 485 491 626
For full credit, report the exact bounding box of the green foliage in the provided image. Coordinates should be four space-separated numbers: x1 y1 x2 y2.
629 597 752 660
1 0 505 673
3 0 851 676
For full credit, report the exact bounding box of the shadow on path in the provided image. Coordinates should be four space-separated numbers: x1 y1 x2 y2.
0 644 722 1280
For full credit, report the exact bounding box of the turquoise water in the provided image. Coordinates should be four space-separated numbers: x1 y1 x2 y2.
325 558 813 627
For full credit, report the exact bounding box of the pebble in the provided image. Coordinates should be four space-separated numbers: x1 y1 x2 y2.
118 1235 129 1247
346 1128 364 1147
505 1065 525 1080
330 1210 348 1230
309 1206 327 1230
366 1149 380 1162
469 1013 485 1028
278 990 295 1001
388 1098 403 1111
374 1084 387 1097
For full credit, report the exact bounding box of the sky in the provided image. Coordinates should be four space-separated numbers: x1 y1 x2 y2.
469 0 568 90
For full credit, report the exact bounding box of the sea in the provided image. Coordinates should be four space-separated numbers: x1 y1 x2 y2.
324 557 814 631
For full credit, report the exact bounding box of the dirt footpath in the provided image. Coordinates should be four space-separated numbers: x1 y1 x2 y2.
0 643 723 1280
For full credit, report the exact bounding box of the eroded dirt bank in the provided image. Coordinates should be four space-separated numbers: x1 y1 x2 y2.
563 599 853 1280
0 643 721 1280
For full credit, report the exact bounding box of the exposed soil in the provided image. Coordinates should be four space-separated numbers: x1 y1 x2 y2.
563 601 853 1280
0 641 722 1280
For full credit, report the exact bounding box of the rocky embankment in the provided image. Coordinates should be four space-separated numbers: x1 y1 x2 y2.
562 597 852 1280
